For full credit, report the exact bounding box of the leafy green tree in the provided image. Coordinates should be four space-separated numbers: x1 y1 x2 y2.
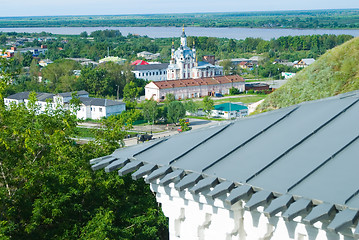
167 101 185 123
123 81 142 102
22 51 33 67
184 99 199 115
142 99 158 125
202 96 214 118
229 87 240 95
0 34 6 44
164 93 176 103
42 59 81 92
0 60 168 240
80 31 88 38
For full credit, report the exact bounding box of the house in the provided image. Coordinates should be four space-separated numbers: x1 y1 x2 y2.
281 72 296 79
212 103 248 119
39 59 53 67
16 45 48 57
77 97 126 120
91 90 359 240
238 61 253 69
4 91 125 120
145 75 245 101
137 51 161 60
293 58 315 68
99 56 126 65
66 58 99 66
132 63 169 81
131 60 149 65
245 82 270 92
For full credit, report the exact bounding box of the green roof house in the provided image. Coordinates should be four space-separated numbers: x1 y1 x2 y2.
213 102 248 119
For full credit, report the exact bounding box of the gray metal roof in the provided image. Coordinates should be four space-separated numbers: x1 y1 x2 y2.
133 63 169 71
79 97 125 107
57 90 89 97
5 91 54 102
91 90 359 235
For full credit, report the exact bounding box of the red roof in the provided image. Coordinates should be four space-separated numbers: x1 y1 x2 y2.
150 75 244 90
131 60 149 65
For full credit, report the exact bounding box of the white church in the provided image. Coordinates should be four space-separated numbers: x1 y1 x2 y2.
167 28 223 80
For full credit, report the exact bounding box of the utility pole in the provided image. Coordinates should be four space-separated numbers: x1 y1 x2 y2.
116 85 119 100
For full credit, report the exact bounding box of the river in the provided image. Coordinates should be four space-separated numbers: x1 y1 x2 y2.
0 26 358 40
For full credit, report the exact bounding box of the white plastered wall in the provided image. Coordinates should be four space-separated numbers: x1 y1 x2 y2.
149 181 352 240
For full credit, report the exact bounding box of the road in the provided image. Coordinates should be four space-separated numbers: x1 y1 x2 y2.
124 118 223 147
75 118 223 147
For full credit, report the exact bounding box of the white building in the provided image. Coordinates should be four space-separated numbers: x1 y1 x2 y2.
92 90 359 240
137 51 161 60
132 63 169 81
77 97 126 120
167 28 223 80
145 75 245 101
4 91 126 120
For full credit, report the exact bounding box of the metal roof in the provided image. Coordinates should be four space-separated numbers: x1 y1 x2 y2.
91 90 359 235
133 63 169 71
79 97 125 107
214 103 248 112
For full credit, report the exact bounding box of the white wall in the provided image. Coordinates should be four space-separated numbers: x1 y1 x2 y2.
149 181 352 240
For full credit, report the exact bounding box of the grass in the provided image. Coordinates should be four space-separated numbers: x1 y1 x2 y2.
214 95 267 105
75 127 95 138
258 37 359 111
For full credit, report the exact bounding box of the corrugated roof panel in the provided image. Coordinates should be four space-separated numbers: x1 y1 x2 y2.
172 106 297 172
248 98 359 193
134 124 228 166
203 97 358 183
289 138 359 208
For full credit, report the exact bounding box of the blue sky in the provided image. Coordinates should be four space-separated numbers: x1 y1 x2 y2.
3 0 359 17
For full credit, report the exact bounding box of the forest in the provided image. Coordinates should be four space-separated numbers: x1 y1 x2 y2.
0 9 358 29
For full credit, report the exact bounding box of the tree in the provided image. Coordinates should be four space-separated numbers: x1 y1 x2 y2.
229 87 240 95
142 99 158 124
167 101 185 124
184 99 199 115
42 59 81 92
202 96 214 118
80 31 88 38
123 81 142 102
142 100 158 133
22 51 33 67
0 60 168 240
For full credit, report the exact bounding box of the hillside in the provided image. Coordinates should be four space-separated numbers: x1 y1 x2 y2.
258 37 359 111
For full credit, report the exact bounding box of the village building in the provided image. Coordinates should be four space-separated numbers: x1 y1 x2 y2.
167 28 223 80
137 51 161 60
145 75 244 101
293 58 316 68
212 102 248 119
91 90 359 240
99 56 126 65
4 91 125 120
132 63 169 81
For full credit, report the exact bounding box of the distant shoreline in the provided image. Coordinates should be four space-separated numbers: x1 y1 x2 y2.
0 9 358 30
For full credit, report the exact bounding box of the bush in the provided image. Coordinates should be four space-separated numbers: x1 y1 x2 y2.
229 87 240 95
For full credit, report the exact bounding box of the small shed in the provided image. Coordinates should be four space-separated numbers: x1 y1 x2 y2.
212 103 248 119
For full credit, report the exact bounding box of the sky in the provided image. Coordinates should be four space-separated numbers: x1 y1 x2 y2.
2 0 359 17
